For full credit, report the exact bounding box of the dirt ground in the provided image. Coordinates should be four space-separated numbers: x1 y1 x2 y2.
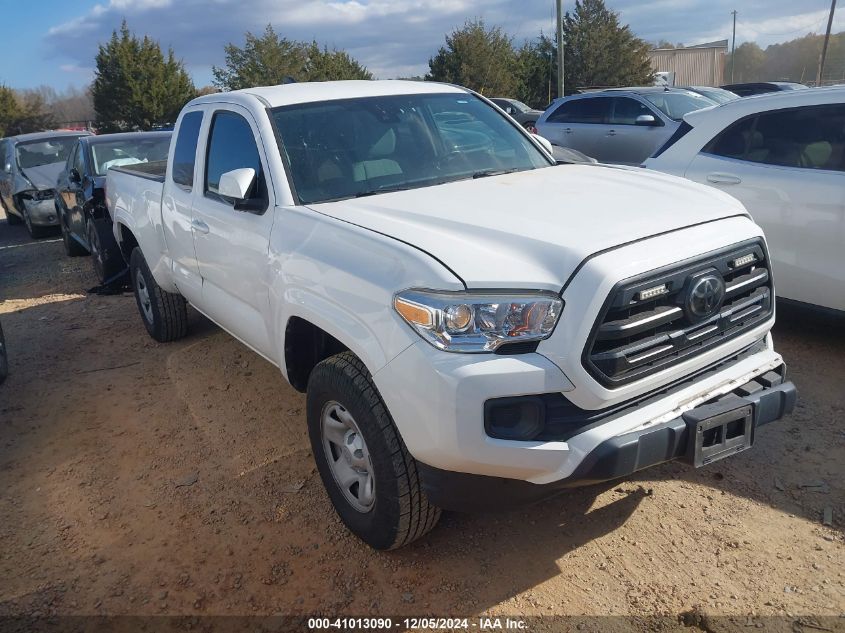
0 208 843 632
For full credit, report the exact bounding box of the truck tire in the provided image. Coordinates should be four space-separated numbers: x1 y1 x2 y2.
60 208 88 257
306 351 441 549
88 218 123 283
129 247 188 342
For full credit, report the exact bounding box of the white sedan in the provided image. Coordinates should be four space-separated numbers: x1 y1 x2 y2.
644 87 845 313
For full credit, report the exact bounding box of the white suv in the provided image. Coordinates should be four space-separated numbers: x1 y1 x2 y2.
645 87 845 313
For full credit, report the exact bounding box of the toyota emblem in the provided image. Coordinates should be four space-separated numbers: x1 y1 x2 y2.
686 274 725 320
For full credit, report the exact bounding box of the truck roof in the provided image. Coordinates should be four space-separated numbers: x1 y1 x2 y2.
188 80 468 109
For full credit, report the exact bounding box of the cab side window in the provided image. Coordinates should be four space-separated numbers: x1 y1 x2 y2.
172 111 203 189
205 110 266 207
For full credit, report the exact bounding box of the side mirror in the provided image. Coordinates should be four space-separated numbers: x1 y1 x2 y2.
218 167 256 201
531 133 554 156
635 114 659 126
69 168 81 183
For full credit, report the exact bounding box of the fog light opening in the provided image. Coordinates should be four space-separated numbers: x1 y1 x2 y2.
484 397 545 441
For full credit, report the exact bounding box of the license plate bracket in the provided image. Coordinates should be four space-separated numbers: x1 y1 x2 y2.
683 397 754 468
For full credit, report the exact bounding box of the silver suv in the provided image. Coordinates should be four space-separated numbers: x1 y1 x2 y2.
535 87 716 165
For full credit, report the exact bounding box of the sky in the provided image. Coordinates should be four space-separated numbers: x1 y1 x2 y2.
2 0 843 91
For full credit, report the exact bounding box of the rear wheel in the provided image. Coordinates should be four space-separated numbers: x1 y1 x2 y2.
87 218 123 283
129 247 188 342
60 209 87 257
307 352 441 550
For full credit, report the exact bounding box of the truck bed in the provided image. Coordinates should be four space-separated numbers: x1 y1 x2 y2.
109 160 168 183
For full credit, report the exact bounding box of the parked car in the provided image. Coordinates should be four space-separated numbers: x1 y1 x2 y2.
106 80 794 549
684 86 739 104
535 87 716 164
55 131 171 284
720 82 808 97
0 131 92 237
644 87 845 313
0 319 7 384
489 98 545 132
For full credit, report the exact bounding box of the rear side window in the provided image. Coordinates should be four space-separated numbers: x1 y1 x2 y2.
172 111 203 188
546 98 610 124
705 104 845 172
205 110 265 201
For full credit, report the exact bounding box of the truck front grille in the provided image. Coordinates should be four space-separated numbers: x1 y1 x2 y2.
584 239 773 387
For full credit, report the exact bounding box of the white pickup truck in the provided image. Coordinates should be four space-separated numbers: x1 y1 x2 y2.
106 80 795 550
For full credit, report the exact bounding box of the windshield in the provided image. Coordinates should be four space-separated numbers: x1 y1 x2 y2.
693 87 738 105
90 135 171 176
271 92 550 204
642 92 716 120
16 137 82 169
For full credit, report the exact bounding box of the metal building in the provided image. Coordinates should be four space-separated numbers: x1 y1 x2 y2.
648 40 728 87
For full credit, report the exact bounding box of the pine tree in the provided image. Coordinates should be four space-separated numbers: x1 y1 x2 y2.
93 21 196 132
563 0 653 90
212 26 372 91
426 19 518 96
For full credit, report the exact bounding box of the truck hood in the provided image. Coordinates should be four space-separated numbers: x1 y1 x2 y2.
309 165 748 291
18 162 64 191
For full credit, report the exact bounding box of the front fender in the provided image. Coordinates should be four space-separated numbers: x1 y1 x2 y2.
269 206 465 380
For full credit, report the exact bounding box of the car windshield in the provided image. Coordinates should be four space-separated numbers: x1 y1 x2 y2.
642 92 717 120
271 92 550 204
16 137 81 169
694 88 738 105
90 136 171 175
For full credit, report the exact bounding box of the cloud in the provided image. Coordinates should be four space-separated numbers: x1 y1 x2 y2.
43 0 845 86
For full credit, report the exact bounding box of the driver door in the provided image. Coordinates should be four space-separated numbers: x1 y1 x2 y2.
190 105 277 358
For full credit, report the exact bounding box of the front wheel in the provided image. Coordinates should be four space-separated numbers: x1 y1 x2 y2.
306 352 441 550
22 203 48 239
129 247 188 342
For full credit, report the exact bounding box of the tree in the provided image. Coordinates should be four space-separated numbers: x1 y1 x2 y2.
212 25 372 91
726 42 766 83
515 34 556 108
93 21 196 132
0 85 55 136
426 19 518 96
563 0 653 91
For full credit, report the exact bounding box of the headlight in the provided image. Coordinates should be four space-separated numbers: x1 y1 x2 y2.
393 289 563 353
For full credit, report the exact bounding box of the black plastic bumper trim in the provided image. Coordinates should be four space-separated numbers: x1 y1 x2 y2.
419 367 796 512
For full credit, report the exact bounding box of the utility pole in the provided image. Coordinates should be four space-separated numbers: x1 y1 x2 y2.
556 0 565 97
730 10 737 83
817 0 837 86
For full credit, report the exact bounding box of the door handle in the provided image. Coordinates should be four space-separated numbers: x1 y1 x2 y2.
190 218 209 234
563 128 573 134
607 130 617 136
706 172 742 185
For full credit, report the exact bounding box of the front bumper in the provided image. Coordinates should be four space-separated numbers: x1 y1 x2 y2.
21 197 58 226
374 333 787 483
418 368 795 511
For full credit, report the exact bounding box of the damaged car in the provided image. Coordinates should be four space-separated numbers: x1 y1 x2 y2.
0 130 91 238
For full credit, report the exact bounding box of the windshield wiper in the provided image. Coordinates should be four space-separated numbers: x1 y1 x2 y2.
354 184 415 198
471 168 519 179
